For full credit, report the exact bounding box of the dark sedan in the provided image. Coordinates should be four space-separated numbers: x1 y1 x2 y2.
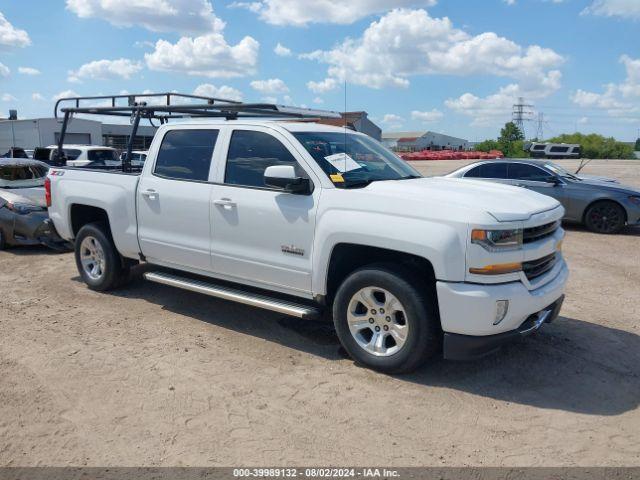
0 159 67 249
446 159 640 234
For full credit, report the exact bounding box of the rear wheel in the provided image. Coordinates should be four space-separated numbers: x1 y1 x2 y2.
74 223 129 291
332 264 441 374
584 201 626 234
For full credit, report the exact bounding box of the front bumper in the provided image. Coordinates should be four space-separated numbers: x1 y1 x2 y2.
443 295 564 360
436 259 568 337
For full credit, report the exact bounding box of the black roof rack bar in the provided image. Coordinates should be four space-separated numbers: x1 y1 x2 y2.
54 92 243 119
54 93 342 121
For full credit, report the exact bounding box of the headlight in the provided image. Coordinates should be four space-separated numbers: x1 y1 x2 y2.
471 228 523 251
629 196 640 206
6 202 46 215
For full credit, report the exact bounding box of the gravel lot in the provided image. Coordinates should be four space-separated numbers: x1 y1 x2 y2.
1 159 639 467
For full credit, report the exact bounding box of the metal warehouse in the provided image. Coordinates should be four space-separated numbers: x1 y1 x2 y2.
382 131 469 152
0 117 157 152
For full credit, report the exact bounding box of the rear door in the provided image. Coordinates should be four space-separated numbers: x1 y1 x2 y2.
209 127 319 295
137 127 220 272
464 162 510 185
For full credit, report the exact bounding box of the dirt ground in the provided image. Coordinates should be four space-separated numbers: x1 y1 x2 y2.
1 159 639 467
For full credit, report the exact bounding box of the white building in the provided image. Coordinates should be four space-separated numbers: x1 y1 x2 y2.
0 117 157 152
382 131 469 152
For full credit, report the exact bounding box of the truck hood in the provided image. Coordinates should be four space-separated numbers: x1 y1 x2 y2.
364 177 560 222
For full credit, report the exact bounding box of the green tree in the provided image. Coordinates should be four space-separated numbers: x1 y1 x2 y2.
474 139 500 152
499 122 525 143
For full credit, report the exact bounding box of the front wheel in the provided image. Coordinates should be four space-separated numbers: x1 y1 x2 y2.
332 264 441 374
74 223 129 291
584 201 626 234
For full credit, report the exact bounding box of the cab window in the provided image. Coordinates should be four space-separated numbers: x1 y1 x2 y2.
154 129 219 181
225 130 302 188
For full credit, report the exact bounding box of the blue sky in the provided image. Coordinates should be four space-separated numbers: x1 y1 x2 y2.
0 0 639 141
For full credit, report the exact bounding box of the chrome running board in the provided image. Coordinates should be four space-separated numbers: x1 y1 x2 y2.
144 271 321 320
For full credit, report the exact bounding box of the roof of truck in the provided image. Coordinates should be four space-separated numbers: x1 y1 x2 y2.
164 119 358 134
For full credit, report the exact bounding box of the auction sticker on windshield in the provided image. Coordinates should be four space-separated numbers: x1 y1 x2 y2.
325 153 360 172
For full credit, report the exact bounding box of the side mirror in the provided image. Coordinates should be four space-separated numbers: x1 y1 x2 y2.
264 165 311 194
545 176 562 185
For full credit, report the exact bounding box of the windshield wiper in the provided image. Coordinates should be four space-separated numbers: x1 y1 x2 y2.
396 174 422 180
341 178 375 189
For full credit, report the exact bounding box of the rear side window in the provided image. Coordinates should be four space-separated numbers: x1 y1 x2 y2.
64 149 82 160
225 130 301 188
507 163 550 181
154 129 219 181
0 165 48 181
88 149 118 162
466 162 508 179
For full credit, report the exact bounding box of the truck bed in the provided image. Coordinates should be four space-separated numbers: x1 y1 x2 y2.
47 167 142 259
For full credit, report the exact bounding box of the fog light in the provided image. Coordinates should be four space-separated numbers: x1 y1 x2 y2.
494 300 509 325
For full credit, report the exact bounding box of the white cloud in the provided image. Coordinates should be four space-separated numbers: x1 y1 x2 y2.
232 0 437 26
32 92 45 101
18 66 40 75
145 33 259 78
52 90 80 101
578 116 589 124
274 42 292 57
445 73 562 127
65 0 224 34
582 0 640 19
570 55 640 119
0 62 9 77
1 93 17 102
312 97 324 104
302 9 564 90
382 114 403 124
411 109 444 122
68 58 142 83
193 83 243 101
0 12 30 48
250 78 289 94
307 77 339 94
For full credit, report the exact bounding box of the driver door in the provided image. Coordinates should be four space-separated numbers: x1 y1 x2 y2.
506 163 569 210
209 127 320 295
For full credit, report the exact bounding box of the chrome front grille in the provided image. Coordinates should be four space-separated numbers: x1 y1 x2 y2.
523 221 560 244
523 253 557 281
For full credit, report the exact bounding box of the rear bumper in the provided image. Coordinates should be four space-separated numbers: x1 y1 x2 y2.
1 210 67 248
443 295 564 360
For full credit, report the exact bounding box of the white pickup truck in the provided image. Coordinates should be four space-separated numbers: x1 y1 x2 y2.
47 120 568 373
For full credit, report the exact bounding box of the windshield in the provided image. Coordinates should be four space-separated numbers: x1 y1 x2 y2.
88 149 118 162
0 164 48 188
544 162 580 180
293 132 421 187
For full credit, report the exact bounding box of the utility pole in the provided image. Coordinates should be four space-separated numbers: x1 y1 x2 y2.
512 97 534 138
535 112 544 141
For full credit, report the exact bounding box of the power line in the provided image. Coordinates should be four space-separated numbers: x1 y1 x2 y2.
512 97 534 137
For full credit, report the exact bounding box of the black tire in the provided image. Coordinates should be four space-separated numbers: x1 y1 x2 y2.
0 228 6 250
332 264 441 374
584 200 626 234
74 222 129 291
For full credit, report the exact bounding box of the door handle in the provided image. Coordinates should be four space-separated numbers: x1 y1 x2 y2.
214 198 236 209
141 189 158 200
